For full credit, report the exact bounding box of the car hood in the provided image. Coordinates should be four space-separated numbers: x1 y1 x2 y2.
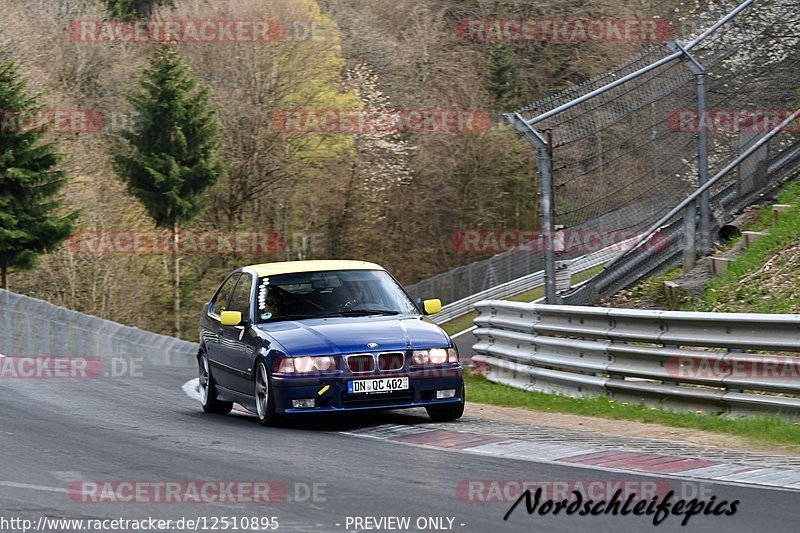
256 315 450 356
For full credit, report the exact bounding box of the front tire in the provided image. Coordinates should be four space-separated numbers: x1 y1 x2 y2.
199 351 233 414
255 360 281 427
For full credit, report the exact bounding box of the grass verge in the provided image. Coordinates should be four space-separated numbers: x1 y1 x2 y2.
465 372 800 448
702 179 800 313
456 179 800 447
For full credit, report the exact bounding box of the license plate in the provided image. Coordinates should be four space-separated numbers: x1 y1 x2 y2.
348 377 409 394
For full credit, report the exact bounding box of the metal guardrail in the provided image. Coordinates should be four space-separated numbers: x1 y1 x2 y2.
0 289 197 365
472 300 800 418
430 237 635 324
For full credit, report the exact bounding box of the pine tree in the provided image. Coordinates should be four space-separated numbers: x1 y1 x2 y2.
487 43 525 110
114 44 224 338
0 51 78 291
106 0 174 20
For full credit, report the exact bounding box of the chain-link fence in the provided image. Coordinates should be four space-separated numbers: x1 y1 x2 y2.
566 140 800 304
407 0 800 308
405 248 543 305
507 0 800 304
0 289 197 365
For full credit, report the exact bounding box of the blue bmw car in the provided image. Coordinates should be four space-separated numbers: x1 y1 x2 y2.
198 260 464 426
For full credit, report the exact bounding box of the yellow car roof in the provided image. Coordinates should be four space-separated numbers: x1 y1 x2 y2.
245 260 386 277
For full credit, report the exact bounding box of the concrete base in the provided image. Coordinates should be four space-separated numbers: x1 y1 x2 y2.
772 204 793 223
708 256 734 276
662 281 686 309
742 230 769 248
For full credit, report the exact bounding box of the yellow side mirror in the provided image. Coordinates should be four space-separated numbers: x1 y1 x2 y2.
422 299 442 315
220 310 243 326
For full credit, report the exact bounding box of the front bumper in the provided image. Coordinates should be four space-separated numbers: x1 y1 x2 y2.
271 366 464 414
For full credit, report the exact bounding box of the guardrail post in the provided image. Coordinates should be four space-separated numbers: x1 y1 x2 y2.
727 348 745 393
662 345 678 385
555 260 573 293
683 201 697 270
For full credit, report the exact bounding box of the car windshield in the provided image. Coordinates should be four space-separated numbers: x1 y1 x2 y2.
256 269 419 323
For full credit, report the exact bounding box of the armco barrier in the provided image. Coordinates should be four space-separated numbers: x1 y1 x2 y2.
472 300 800 418
0 289 197 365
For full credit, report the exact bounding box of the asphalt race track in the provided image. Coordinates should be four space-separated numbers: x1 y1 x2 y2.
0 361 797 533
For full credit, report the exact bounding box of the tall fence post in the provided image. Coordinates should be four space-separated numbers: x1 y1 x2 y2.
671 41 710 255
542 130 558 304
506 113 558 304
696 71 710 254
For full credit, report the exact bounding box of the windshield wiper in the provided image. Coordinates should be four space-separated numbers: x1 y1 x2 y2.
338 309 401 316
266 314 319 322
311 309 401 318
264 310 401 322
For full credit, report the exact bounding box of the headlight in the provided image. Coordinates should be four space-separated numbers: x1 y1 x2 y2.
411 348 458 365
276 356 336 374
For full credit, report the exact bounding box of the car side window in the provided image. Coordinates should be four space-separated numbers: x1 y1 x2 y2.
228 273 253 320
210 274 240 316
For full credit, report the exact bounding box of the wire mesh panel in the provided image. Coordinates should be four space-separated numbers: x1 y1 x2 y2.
525 0 799 231
405 249 544 304
408 1 799 308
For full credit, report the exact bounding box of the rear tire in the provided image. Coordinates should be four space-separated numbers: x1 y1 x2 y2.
199 351 233 414
426 392 465 422
255 360 281 427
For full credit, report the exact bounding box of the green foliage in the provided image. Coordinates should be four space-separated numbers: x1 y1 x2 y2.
624 267 683 306
486 43 525 110
702 182 800 314
114 44 224 229
0 51 77 285
280 0 361 164
106 0 174 20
